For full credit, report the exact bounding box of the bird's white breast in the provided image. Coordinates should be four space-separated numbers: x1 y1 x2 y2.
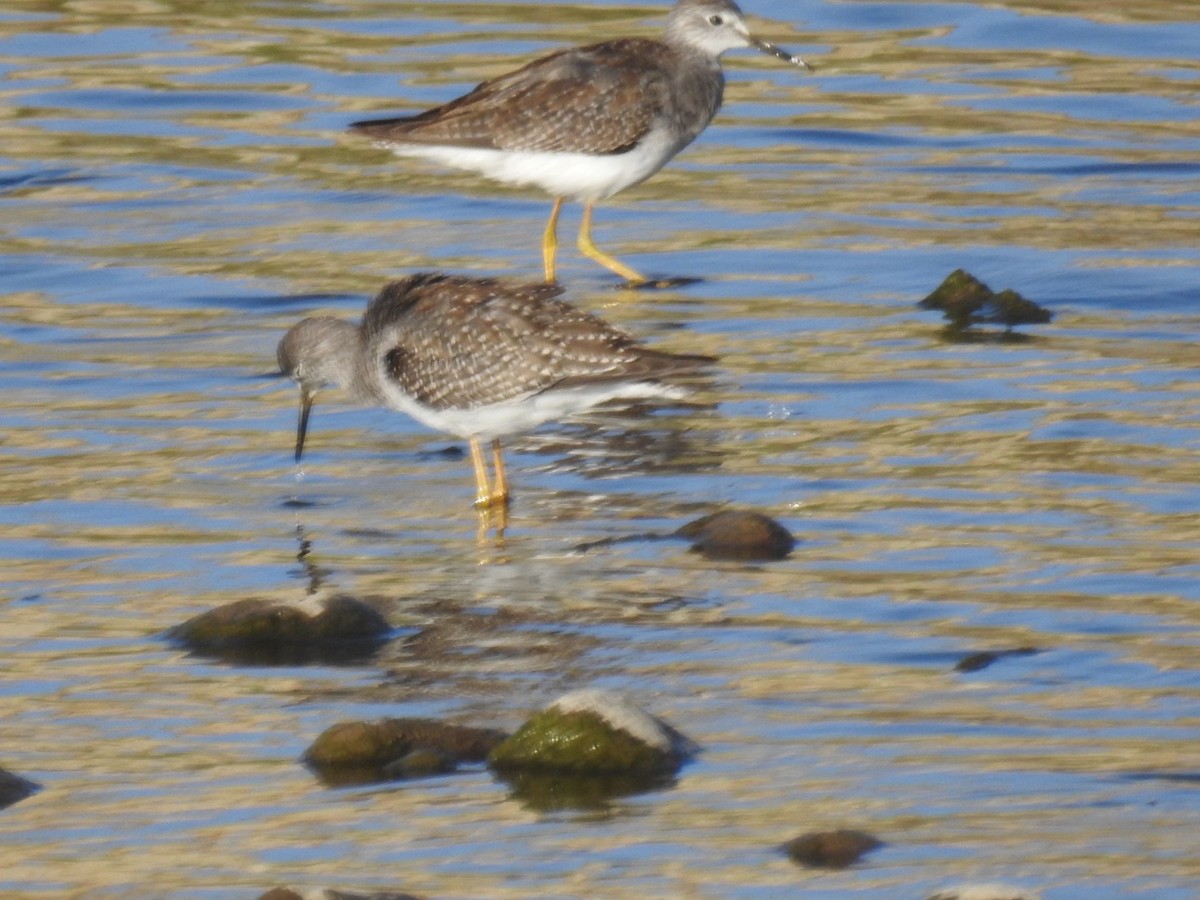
382 126 680 202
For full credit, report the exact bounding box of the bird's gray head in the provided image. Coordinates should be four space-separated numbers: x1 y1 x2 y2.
277 316 360 462
277 316 359 391
666 0 810 68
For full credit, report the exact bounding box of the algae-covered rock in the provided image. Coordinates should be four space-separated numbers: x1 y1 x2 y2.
783 829 883 869
0 766 39 809
920 268 1052 338
499 768 677 813
676 510 795 561
488 688 696 776
167 595 392 665
304 717 508 786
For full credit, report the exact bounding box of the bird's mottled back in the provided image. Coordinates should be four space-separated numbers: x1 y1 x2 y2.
349 39 687 157
279 272 716 503
361 273 712 412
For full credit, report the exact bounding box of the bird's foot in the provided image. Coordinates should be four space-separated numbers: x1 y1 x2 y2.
473 492 511 511
474 494 510 540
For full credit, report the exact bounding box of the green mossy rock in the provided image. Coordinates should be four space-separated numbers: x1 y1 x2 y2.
488 689 695 776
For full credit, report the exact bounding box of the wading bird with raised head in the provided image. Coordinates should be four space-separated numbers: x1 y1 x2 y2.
349 0 809 286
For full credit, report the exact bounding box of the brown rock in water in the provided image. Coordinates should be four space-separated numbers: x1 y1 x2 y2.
676 510 795 561
919 268 993 327
783 828 883 869
304 718 508 784
0 766 39 809
988 289 1053 328
920 268 1051 335
381 748 458 780
167 595 392 665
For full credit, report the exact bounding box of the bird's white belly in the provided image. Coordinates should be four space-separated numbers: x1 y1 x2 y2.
384 128 679 201
384 380 686 442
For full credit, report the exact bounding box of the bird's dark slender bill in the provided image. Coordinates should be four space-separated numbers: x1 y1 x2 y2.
294 389 314 463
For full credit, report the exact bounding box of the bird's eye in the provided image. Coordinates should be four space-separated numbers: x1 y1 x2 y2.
708 14 724 25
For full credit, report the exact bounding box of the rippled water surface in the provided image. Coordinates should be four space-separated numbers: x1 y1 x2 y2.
2 0 1199 897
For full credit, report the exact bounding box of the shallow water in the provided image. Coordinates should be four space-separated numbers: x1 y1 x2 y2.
1 0 1199 897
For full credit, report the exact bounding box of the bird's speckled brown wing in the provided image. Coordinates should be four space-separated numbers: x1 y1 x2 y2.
361 274 711 412
349 38 675 155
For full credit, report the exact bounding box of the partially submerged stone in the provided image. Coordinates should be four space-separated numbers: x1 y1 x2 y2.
489 688 696 776
167 595 392 665
955 646 1039 673
260 889 423 900
783 829 883 869
304 717 508 786
381 748 458 780
505 767 681 813
0 766 39 809
920 268 1052 339
676 510 795 561
927 885 1042 900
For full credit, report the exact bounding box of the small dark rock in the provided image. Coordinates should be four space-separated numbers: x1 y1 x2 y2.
955 646 1039 673
988 288 1052 328
304 718 507 786
0 766 40 809
919 268 992 325
167 595 392 665
783 829 883 869
920 268 1052 337
675 510 795 561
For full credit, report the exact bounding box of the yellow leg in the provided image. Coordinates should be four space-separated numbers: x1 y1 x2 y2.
490 438 510 507
468 436 492 508
578 201 647 285
543 197 563 283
